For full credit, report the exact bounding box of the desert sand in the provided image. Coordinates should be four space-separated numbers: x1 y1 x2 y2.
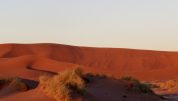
0 43 178 101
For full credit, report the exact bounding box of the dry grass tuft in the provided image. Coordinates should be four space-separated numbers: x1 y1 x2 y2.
39 67 86 101
153 80 178 92
0 77 28 91
85 72 108 79
121 76 153 93
159 80 176 89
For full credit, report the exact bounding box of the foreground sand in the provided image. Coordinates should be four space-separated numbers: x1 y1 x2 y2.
1 43 178 101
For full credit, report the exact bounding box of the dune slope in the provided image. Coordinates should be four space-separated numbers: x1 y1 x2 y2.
1 43 178 81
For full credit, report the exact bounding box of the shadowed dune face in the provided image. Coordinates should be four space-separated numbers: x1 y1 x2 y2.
1 43 178 81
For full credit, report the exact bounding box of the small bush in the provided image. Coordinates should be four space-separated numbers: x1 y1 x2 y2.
138 83 153 93
121 76 140 84
39 67 86 101
85 72 107 79
0 77 28 91
156 80 177 90
9 77 28 91
121 76 152 93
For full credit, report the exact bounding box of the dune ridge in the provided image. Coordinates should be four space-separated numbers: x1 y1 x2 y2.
0 43 178 81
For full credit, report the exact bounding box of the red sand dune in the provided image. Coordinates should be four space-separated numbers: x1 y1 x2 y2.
1 43 178 81
0 43 178 101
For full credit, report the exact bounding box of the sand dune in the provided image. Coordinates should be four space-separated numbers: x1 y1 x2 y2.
0 43 178 101
1 43 178 80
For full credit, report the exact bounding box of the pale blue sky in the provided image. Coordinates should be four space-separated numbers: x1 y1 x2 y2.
0 0 178 51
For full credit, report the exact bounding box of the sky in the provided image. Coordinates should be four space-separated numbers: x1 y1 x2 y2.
0 0 178 51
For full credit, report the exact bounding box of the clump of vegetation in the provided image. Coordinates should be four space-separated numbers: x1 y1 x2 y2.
39 67 86 101
0 77 28 91
121 76 153 93
85 72 108 79
121 76 140 84
159 80 176 89
153 80 178 92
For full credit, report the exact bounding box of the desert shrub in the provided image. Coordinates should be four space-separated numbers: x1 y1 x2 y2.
85 72 107 79
121 76 140 84
138 83 153 93
166 80 176 88
9 77 28 91
39 67 86 101
0 77 28 91
121 76 152 93
39 75 51 85
157 80 176 89
39 75 71 101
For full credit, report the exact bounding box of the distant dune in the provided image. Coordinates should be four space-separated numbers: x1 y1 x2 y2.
0 43 178 81
1 43 178 101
